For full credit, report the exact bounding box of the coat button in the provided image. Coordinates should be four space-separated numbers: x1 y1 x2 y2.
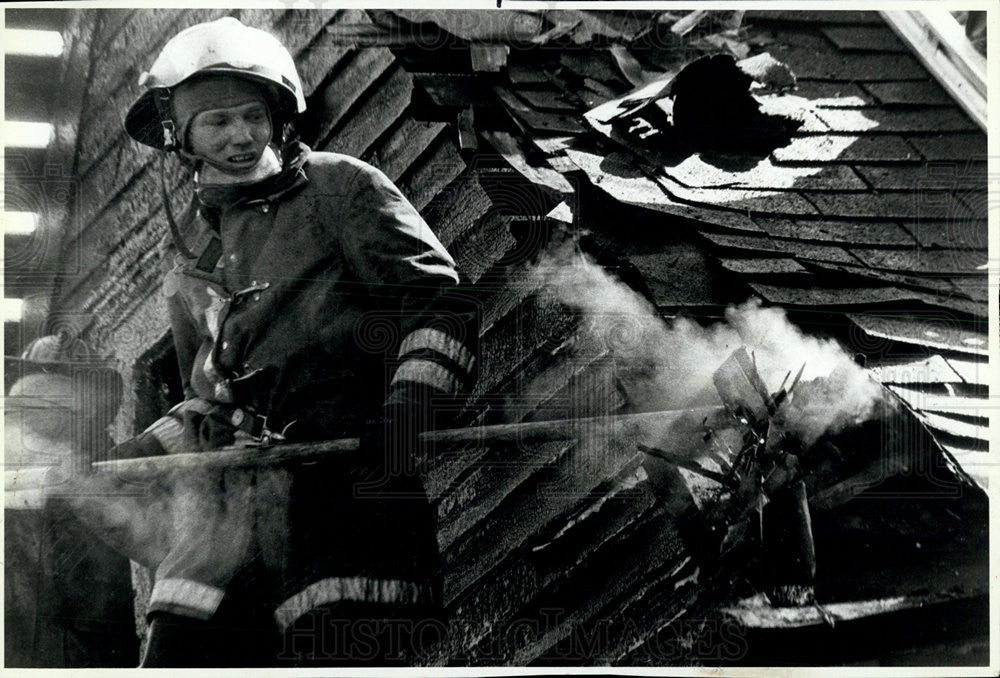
229 253 238 263
222 341 229 350
261 204 269 213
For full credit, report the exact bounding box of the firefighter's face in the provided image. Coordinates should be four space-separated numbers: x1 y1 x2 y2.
187 99 272 175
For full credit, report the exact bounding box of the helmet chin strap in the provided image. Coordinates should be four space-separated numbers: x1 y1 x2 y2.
159 153 197 260
194 145 283 186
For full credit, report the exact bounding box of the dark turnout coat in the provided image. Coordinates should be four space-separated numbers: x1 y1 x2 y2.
123 143 477 632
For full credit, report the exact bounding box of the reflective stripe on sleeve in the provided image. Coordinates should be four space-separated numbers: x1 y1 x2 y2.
274 576 434 631
390 358 459 394
149 578 225 620
398 328 475 375
143 415 188 455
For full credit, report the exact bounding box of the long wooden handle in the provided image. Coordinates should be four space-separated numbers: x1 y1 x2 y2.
88 406 730 479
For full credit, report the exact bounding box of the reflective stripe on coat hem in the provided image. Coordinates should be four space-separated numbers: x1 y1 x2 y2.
398 328 475 374
149 578 225 620
274 577 434 630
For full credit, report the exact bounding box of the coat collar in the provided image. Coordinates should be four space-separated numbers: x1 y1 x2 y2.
195 141 311 209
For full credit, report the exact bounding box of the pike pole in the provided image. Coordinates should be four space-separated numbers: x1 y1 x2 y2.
90 407 731 480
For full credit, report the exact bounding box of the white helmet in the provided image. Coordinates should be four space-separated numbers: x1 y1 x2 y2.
124 17 306 150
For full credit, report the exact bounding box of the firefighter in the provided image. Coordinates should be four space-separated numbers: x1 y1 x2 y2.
4 335 138 667
112 16 477 666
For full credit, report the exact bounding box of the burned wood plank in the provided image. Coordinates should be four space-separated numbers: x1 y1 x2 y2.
508 62 551 84
558 51 631 88
391 8 545 41
363 118 446 183
414 72 492 107
449 212 518 284
436 440 571 552
513 87 579 112
470 43 509 72
495 89 587 136
291 11 361 93
441 404 730 604
481 130 575 194
499 505 690 664
474 293 575 397
442 435 637 605
437 467 656 663
311 47 398 147
396 134 466 212
421 173 493 247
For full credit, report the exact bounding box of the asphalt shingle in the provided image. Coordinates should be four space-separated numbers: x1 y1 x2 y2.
906 134 988 161
804 191 967 220
862 80 956 107
850 248 987 275
820 25 909 52
792 80 875 107
847 313 988 356
755 218 916 246
853 163 987 191
772 135 919 163
902 220 989 250
813 107 977 134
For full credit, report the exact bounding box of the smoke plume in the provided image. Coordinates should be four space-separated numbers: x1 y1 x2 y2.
529 242 885 447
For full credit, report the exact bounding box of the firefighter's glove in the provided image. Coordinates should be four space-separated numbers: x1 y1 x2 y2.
361 402 426 476
182 406 237 451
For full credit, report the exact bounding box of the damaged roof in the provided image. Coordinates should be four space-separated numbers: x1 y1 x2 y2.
365 8 990 486
29 7 990 667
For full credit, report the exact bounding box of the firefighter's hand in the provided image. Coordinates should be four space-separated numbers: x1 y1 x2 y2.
182 406 238 450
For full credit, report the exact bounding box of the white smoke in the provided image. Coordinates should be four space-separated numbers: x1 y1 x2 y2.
529 241 885 447
53 466 290 579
